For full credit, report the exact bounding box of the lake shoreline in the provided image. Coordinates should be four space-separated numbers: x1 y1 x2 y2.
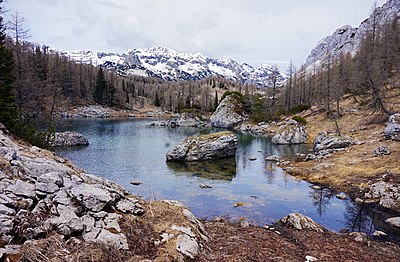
2 124 400 261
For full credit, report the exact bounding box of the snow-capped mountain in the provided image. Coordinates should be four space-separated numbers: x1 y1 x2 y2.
53 46 286 87
305 0 400 67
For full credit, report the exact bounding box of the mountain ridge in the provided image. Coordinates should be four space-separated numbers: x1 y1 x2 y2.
51 45 286 88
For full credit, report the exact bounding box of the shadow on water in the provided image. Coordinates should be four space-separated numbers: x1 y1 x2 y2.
166 158 236 181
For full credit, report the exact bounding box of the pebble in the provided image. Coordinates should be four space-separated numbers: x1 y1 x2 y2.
306 255 318 262
373 230 387 237
355 198 364 204
233 202 244 208
336 194 347 200
310 185 321 190
240 221 250 228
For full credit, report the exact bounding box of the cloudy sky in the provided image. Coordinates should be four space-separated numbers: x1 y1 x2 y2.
6 0 386 70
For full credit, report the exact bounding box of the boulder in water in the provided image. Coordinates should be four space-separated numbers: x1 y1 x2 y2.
166 131 237 162
48 131 89 147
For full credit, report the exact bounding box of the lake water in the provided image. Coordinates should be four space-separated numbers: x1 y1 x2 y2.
55 118 399 240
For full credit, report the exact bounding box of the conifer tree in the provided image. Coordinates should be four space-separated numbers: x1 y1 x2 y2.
154 91 160 107
214 91 219 110
94 66 106 104
0 0 18 128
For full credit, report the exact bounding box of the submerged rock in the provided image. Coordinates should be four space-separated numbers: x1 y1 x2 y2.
272 119 307 145
313 132 353 155
166 131 237 162
210 95 246 128
48 131 89 147
279 213 324 233
384 113 400 141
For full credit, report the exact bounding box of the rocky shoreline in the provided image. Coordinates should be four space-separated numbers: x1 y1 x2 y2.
0 125 208 260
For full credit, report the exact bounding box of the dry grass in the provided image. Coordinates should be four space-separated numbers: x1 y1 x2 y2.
283 88 400 193
195 221 400 262
17 234 127 262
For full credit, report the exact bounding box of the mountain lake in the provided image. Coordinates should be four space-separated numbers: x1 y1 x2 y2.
55 118 400 242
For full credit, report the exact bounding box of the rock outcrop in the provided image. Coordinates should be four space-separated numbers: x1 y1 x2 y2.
210 95 246 128
151 112 209 128
384 113 400 141
278 213 324 233
0 125 208 260
364 181 400 212
166 131 237 162
313 132 354 155
271 119 307 144
48 131 89 147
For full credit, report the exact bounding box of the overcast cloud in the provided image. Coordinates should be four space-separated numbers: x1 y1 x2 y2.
6 0 387 70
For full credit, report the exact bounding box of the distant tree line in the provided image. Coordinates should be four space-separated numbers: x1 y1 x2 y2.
1 8 256 124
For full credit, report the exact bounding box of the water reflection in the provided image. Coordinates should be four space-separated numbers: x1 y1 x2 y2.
166 158 236 181
344 203 373 233
310 187 336 216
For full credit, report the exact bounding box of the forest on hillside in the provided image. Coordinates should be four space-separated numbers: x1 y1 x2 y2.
277 13 400 121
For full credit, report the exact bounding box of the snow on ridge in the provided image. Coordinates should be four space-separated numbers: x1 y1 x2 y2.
52 45 286 87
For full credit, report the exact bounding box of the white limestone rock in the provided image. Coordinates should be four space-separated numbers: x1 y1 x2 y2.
384 113 400 141
210 95 246 128
48 131 89 147
166 131 237 162
279 213 324 233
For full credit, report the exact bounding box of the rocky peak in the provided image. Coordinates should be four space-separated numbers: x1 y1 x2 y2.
305 0 400 67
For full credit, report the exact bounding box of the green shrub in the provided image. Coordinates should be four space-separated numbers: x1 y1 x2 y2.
292 115 307 125
221 91 244 101
11 121 54 149
287 104 311 115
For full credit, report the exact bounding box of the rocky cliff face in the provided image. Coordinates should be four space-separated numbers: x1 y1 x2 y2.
305 0 400 67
